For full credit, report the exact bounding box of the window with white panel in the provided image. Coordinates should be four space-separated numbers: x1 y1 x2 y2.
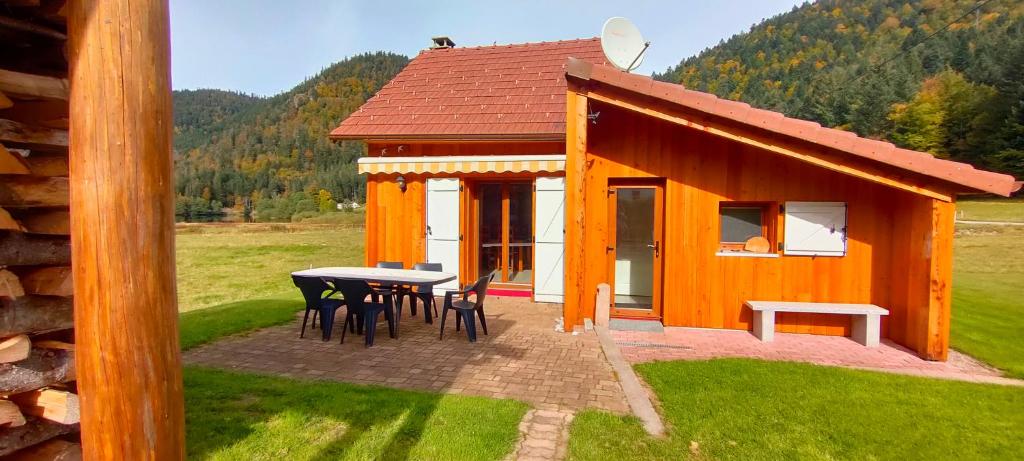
783 202 848 257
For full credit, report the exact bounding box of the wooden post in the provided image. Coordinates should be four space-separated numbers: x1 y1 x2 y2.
563 88 588 331
924 199 955 360
67 0 184 459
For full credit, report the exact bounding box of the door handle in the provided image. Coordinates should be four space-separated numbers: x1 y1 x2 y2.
647 241 660 257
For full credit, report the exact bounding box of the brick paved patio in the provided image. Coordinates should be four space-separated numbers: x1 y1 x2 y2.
185 297 631 413
612 326 1023 385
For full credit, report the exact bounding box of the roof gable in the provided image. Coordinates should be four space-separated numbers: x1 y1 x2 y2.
331 39 607 141
566 58 1020 198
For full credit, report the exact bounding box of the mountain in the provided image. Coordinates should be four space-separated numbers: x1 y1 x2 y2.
174 1 1024 222
173 89 262 153
654 0 1024 177
172 52 409 219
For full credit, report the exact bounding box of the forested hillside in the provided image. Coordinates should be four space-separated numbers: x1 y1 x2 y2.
655 0 1024 177
173 89 262 153
172 52 408 220
174 1 1024 222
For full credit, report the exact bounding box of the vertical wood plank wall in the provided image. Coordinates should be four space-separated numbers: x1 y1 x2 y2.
365 174 426 268
363 141 564 276
565 99 954 359
887 195 955 360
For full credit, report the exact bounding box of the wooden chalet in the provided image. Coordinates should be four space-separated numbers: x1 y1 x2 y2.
331 38 608 300
1 0 183 459
335 38 1020 361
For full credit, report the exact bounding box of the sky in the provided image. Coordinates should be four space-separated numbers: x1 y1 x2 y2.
169 0 805 96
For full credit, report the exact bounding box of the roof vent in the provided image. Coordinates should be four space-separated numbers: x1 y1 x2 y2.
431 36 456 49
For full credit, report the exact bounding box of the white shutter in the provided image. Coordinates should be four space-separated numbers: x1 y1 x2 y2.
533 177 565 303
783 202 847 257
426 178 461 294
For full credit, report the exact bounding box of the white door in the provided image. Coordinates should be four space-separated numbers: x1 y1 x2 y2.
426 178 461 294
533 177 565 303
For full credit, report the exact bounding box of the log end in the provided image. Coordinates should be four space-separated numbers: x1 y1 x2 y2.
0 335 31 363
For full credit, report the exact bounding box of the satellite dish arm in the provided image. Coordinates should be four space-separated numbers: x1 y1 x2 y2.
626 41 651 72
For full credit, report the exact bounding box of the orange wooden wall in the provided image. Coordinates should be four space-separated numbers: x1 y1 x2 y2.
363 141 564 278
364 174 426 268
565 98 955 360
887 194 955 359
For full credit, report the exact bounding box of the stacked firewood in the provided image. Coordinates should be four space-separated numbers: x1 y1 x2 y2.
0 1 82 458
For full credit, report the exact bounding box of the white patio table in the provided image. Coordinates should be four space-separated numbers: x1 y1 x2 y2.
291 267 457 339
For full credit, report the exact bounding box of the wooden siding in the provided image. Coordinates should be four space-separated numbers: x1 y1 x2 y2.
364 141 565 283
564 95 953 359
583 91 957 203
365 175 426 269
886 194 955 360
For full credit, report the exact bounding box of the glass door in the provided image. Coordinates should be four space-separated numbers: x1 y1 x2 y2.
607 183 664 318
474 181 533 285
507 183 533 283
477 184 503 282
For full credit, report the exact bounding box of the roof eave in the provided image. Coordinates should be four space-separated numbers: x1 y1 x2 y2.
566 58 1019 198
328 132 566 143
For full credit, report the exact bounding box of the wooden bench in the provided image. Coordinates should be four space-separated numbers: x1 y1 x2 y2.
744 301 890 347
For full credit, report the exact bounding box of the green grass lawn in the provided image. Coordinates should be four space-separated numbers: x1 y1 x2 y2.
952 224 1024 378
293 210 367 225
176 225 364 312
569 359 1024 461
175 225 364 350
179 298 304 350
186 367 527 461
956 197 1024 222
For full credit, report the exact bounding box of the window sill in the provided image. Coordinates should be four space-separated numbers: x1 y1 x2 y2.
715 251 780 258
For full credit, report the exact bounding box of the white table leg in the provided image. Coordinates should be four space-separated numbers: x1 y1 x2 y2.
752 310 774 342
851 314 881 347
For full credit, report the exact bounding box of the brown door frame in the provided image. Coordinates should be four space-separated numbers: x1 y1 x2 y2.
465 178 535 288
606 179 665 320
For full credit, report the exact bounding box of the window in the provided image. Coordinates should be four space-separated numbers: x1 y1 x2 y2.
783 202 847 257
719 203 775 254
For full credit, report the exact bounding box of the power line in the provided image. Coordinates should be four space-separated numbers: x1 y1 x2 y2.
842 0 995 86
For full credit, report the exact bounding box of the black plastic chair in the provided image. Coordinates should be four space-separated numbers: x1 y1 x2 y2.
410 262 442 323
329 278 395 347
374 260 409 317
291 275 345 341
439 274 491 342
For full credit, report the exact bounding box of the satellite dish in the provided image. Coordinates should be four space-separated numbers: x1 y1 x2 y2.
601 17 650 72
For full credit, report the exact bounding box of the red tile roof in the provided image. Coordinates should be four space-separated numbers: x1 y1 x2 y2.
330 39 607 141
566 58 1020 197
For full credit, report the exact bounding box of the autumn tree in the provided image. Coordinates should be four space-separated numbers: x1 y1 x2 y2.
317 189 336 213
887 71 999 166
172 52 407 221
657 0 1024 176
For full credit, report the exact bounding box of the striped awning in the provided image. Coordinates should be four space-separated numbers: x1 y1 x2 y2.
357 154 565 175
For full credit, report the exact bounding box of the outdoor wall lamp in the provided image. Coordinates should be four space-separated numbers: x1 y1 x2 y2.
396 175 407 193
